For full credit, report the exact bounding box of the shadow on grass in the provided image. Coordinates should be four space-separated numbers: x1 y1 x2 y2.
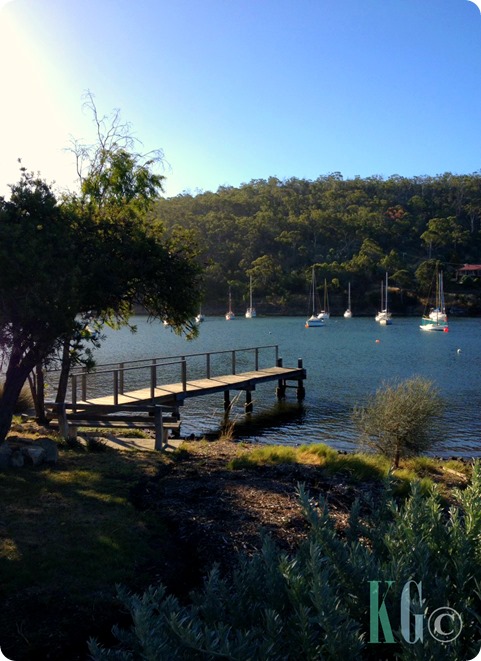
0 436 472 660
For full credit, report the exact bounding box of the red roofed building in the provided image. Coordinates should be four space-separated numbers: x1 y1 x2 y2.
457 264 481 277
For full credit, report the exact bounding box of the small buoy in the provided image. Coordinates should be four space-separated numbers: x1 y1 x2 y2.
375 339 381 343
443 327 449 333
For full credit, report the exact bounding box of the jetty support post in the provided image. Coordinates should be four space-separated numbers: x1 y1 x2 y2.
150 361 157 401
119 363 124 395
224 389 231 411
297 359 306 400
245 389 253 413
154 406 164 451
276 357 286 399
181 358 187 391
71 374 77 411
113 370 119 406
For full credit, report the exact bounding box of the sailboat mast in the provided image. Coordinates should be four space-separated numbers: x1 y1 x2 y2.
312 268 315 314
385 272 388 311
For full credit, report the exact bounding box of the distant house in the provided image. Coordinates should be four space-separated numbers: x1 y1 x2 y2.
457 264 481 278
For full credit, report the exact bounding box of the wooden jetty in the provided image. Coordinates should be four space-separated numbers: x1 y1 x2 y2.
46 345 306 449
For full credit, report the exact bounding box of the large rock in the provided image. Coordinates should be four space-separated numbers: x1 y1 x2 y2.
0 435 59 468
0 444 12 469
35 437 59 463
10 450 25 468
23 446 46 465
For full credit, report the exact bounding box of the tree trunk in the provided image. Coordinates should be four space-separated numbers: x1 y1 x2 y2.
55 339 72 404
393 448 400 469
27 373 39 417
28 364 47 424
0 361 32 443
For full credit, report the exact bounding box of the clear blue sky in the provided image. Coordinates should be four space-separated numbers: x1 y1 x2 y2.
1 0 481 199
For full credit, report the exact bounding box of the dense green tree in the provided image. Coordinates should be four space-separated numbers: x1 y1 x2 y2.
153 171 481 313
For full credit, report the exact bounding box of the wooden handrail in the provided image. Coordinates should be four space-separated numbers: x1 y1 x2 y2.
65 345 279 403
50 345 279 374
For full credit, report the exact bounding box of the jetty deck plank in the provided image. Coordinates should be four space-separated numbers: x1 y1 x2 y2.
80 366 305 407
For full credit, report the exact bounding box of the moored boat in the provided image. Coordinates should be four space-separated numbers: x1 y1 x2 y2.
245 276 256 318
344 282 352 318
225 288 235 320
305 266 325 327
376 273 392 325
317 278 330 320
420 268 448 332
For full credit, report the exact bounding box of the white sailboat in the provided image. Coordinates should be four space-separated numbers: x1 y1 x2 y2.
305 266 325 327
344 282 352 318
195 308 205 323
245 276 256 318
317 278 330 319
376 272 392 325
420 268 448 332
225 288 235 320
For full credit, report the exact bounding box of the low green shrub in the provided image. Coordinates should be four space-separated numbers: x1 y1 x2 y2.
353 377 445 468
89 463 481 660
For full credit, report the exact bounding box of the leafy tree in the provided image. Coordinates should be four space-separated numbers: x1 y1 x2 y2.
0 170 82 440
352 377 444 468
421 216 469 261
0 101 203 442
415 260 441 293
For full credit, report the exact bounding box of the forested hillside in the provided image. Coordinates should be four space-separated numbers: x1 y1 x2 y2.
152 172 481 316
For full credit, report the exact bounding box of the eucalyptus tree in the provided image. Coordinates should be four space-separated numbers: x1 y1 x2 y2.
52 94 203 406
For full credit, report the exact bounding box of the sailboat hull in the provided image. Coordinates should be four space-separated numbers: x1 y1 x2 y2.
306 316 325 327
420 317 448 332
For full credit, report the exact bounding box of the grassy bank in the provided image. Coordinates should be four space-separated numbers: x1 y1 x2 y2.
0 433 174 660
0 425 474 660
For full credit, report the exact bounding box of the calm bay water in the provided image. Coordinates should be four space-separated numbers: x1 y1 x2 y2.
89 315 481 458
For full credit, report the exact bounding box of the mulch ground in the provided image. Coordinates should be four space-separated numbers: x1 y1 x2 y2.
129 438 380 597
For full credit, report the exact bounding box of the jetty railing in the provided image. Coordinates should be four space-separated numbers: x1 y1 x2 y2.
51 345 280 406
